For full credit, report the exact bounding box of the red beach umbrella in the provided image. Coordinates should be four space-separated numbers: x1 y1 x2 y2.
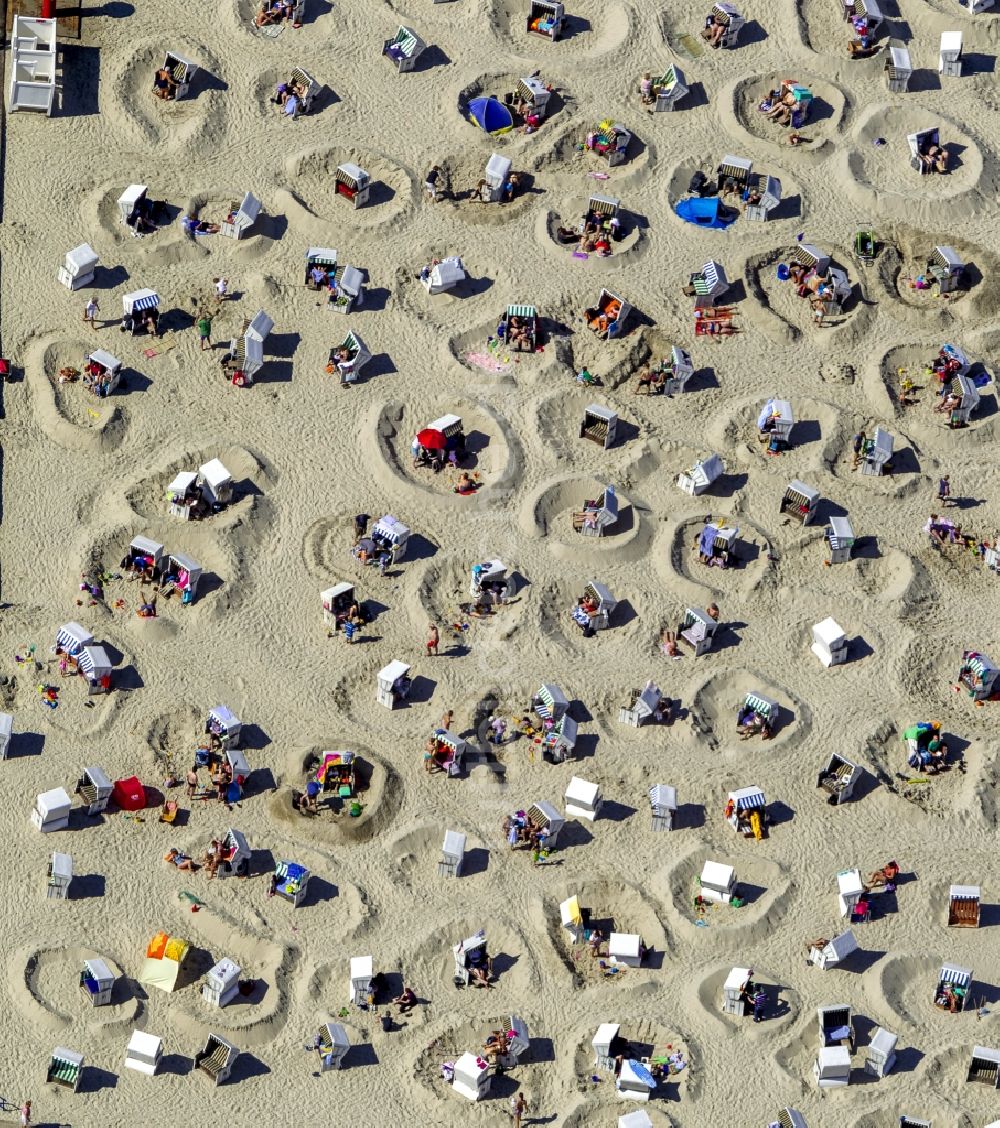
416 428 447 451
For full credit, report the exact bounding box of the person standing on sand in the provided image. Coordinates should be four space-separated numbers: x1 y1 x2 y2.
20 1099 30 1127
510 1092 527 1128
937 474 952 506
197 313 213 351
83 298 99 328
426 623 439 656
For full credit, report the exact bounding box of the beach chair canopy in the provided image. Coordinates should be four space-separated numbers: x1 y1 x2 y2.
339 266 363 296
337 163 369 188
306 247 338 268
485 152 512 188
232 192 262 225
719 154 753 180
79 645 112 680
827 515 854 546
118 184 148 217
208 705 240 733
378 659 410 685
939 964 973 987
585 579 617 610
430 257 466 289
57 622 93 653
123 288 159 315
88 349 122 373
66 243 99 275
701 859 735 887
535 683 568 718
468 96 514 134
517 75 549 109
649 784 677 810
730 785 766 809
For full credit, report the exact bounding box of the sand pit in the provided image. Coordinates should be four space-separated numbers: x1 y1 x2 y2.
285 146 416 229
726 73 846 156
662 514 773 603
31 336 131 450
448 314 570 383
748 247 865 340
570 1020 693 1107
694 965 799 1032
14 947 137 1031
533 121 657 188
689 666 809 755
430 154 542 224
523 475 646 561
494 0 634 57
537 198 645 265
250 68 339 125
417 557 530 638
124 445 269 524
456 70 571 142
796 0 862 55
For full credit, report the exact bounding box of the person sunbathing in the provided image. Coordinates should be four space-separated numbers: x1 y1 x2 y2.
863 861 899 891
255 0 291 25
921 144 949 174
807 937 829 954
661 629 679 657
483 1031 509 1057
454 471 479 495
468 958 492 989
183 212 220 235
701 12 727 47
766 92 796 125
393 986 417 1013
164 847 198 871
936 391 961 415
153 67 177 101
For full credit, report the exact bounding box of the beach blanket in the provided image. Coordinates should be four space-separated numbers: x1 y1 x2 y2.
465 350 511 373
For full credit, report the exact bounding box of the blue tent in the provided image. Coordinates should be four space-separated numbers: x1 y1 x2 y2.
674 197 736 230
468 96 513 134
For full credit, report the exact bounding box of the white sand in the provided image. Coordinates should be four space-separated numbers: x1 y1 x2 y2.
1 0 1000 1124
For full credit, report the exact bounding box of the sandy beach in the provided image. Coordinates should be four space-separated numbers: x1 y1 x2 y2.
1 0 1000 1124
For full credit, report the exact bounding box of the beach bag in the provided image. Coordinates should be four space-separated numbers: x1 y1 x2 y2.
582 623 596 638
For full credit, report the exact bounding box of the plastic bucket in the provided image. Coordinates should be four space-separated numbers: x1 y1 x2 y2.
776 263 790 281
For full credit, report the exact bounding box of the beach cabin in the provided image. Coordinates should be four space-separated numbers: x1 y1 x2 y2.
140 933 189 993
957 651 998 702
527 0 564 39
817 753 862 805
215 828 251 880
812 618 848 668
349 955 374 1005
836 869 864 918
162 552 202 604
304 247 337 288
710 2 745 47
206 705 240 751
678 608 718 659
439 831 466 878
825 516 854 564
471 560 512 601
935 964 973 1011
574 486 618 537
860 427 893 476
9 16 58 114
453 1053 491 1101
565 776 602 821
593 1024 621 1071
928 246 964 293
940 31 963 76
813 1045 851 1088
884 42 912 91
678 453 724 497
202 958 241 1007
382 25 426 72
653 65 688 111
700 859 737 904
452 930 487 986
967 1046 1000 1087
617 1059 656 1101
560 895 584 943
329 329 371 384
726 786 767 839
745 174 782 222
649 784 677 831
516 75 551 118
588 123 631 167
0 713 10 761
865 1027 897 1078
723 967 754 1015
321 582 354 627
46 852 72 899
161 51 198 98
220 193 261 240
47 1048 83 1092
377 660 411 708
335 163 370 208
543 714 578 763
122 288 159 336
33 787 71 833
810 930 858 969
689 260 728 302
619 682 662 727
758 398 794 449
948 884 981 927
197 458 233 507
317 1024 350 1071
780 480 819 525
273 861 310 906
226 310 273 387
422 256 466 295
580 405 618 450
526 801 564 847
58 244 98 291
484 152 512 203
371 515 409 563
195 1034 239 1086
587 289 632 340
582 580 617 630
124 1031 162 1076
718 154 753 192
80 958 115 1007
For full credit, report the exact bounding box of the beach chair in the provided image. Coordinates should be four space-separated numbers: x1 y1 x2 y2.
32 786 71 833
471 559 511 600
201 958 241 1007
83 350 123 396
329 329 371 385
928 246 964 292
860 427 893 476
74 766 112 815
564 775 602 821
649 785 676 830
939 31 963 75
851 0 883 33
688 261 728 302
118 184 151 236
195 1035 240 1085
809 930 858 969
884 42 912 91
619 683 661 727
948 884 981 927
574 485 618 537
422 256 466 295
608 933 641 968
162 51 198 99
377 660 411 708
47 1048 84 1091
371 515 409 563
167 471 197 519
908 128 939 174
0 713 10 762
581 580 617 630
813 1045 851 1088
587 289 632 339
817 753 862 805
864 1028 898 1078
936 964 973 1010
726 786 767 839
224 310 273 387
452 932 486 986
593 1024 620 1071
678 454 723 497
818 1004 854 1050
780 480 819 525
836 870 864 918
289 67 320 112
960 0 994 12
722 967 753 1015
9 16 58 114
58 243 99 291
773 1112 808 1128
382 25 426 72
718 155 752 193
484 153 512 203
758 398 794 447
711 2 745 47
273 861 311 906
793 243 831 275
853 224 877 265
579 405 617 450
453 1053 492 1100
957 651 999 701
533 684 568 722
503 304 538 352
514 75 551 118
317 1024 350 1070
197 459 233 507
967 1047 1000 1087
653 66 688 111
527 0 564 39
898 1120 931 1128
588 123 631 167
304 247 337 288
122 288 160 335
825 515 855 564
349 955 373 1004
543 714 577 762
812 618 848 667
617 1059 656 1101
699 521 739 567
220 192 262 239
678 607 717 656
46 852 73 899
700 859 736 902
744 175 781 221
215 829 251 879
335 163 371 208
439 831 466 877
526 801 564 847
124 1031 163 1076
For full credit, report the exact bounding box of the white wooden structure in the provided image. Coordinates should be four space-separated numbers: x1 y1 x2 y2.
422 256 466 295
711 2 745 47
726 784 767 837
162 51 198 98
317 1023 350 1071
58 244 99 291
330 330 371 384
662 346 694 394
484 153 512 203
653 65 687 111
202 958 241 1007
496 1015 530 1067
122 288 159 334
949 372 981 426
272 861 310 907
335 163 371 208
213 828 251 880
678 454 724 496
198 459 234 506
526 801 564 847
689 259 728 301
332 265 364 313
617 1058 656 1101
382 25 426 73
33 787 71 832
818 1003 854 1048
908 128 940 173
619 1112 654 1128
452 1052 491 1100
958 652 998 702
534 683 568 722
700 859 736 904
80 958 115 1006
438 830 466 877
56 621 92 659
582 580 617 630
220 192 262 240
592 287 633 338
744 175 782 222
592 123 631 167
769 1112 808 1128
865 1027 897 1078
593 1023 620 1071
575 485 619 537
679 607 718 656
349 955 373 1005
124 1031 163 1076
813 1045 851 1088
118 185 149 229
649 784 676 831
560 895 584 943
580 404 618 449
377 659 411 708
817 753 862 805
46 852 73 899
288 66 319 113
0 713 11 761
164 552 202 604
722 967 753 1015
939 31 963 77
619 682 661 726
195 1034 239 1086
543 713 577 763
809 930 858 969
206 705 241 750
948 884 981 927
825 516 854 564
47 1047 83 1091
718 154 752 190
564 775 602 821
228 310 273 386
929 246 964 293
516 75 551 117
781 479 819 525
608 933 641 968
861 426 894 476
322 582 353 626
167 471 198 519
836 869 864 917
967 1046 1000 1088
527 0 564 39
452 929 488 986
758 398 794 446
884 43 912 92
371 515 409 563
9 16 58 114
812 618 848 667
